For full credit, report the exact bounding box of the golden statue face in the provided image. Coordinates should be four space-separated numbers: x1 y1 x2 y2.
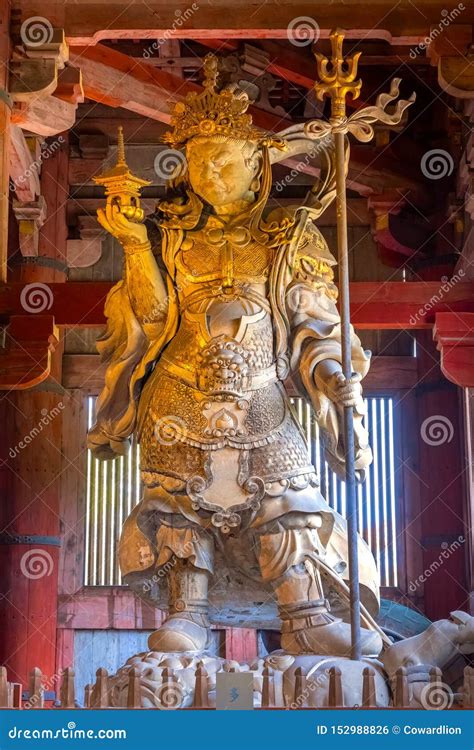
186 137 260 208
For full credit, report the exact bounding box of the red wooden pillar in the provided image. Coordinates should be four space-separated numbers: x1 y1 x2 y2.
415 331 468 620
0 0 10 281
0 135 69 687
0 380 64 686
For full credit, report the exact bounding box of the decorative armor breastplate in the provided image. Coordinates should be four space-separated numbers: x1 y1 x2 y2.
137 225 316 527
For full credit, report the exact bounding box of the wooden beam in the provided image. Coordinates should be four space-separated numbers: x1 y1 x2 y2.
1 281 473 328
58 588 163 630
12 2 447 45
11 95 79 137
69 43 294 132
351 281 474 328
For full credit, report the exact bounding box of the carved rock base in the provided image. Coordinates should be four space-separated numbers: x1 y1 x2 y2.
104 650 392 708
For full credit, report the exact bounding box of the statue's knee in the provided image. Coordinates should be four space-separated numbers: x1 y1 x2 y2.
155 517 214 574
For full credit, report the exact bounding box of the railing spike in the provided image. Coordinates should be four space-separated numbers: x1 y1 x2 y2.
0 666 9 707
328 666 343 708
83 684 92 709
193 665 209 708
60 667 76 709
294 667 307 708
12 683 22 709
29 667 43 709
462 666 474 709
126 666 142 708
261 666 273 708
393 666 409 707
362 666 376 707
91 667 109 708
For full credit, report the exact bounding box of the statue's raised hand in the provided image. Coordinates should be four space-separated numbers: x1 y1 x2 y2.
97 202 149 250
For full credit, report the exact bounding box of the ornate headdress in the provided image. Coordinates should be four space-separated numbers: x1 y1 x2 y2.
163 54 264 149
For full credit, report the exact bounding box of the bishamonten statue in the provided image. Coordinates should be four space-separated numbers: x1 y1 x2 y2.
89 50 413 659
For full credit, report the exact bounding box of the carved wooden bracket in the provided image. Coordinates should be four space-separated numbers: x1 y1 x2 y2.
9 28 83 136
434 312 474 387
428 24 474 99
12 196 47 257
0 314 58 389
367 192 426 266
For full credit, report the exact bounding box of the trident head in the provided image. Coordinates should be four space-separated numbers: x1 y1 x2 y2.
314 29 362 119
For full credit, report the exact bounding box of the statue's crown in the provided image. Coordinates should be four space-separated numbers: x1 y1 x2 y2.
163 54 262 149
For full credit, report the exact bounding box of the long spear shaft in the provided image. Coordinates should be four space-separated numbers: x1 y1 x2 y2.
335 128 361 661
314 29 363 661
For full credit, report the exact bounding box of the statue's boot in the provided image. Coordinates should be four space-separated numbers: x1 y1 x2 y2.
274 563 383 658
148 560 212 653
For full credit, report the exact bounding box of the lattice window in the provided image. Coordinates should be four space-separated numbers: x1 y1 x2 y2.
85 396 400 587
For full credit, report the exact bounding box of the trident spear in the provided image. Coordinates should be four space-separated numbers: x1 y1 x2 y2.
309 30 415 660
313 28 363 661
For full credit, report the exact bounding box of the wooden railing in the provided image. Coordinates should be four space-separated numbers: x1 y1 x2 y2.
1 664 473 709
